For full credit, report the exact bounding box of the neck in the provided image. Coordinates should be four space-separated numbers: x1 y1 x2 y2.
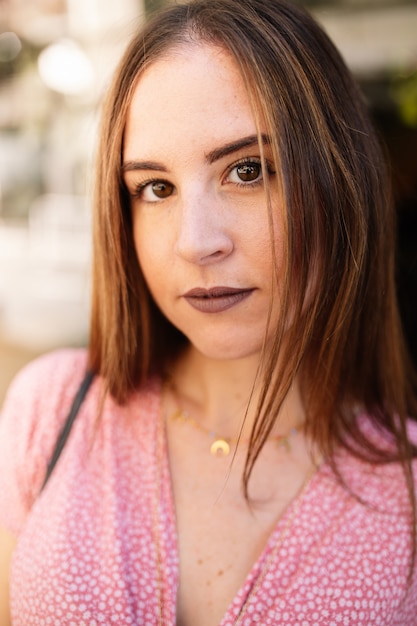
168 345 303 440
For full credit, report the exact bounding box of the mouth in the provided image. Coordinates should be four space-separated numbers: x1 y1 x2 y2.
182 286 255 313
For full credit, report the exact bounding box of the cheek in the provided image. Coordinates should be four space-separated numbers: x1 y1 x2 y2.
255 209 285 280
133 221 159 282
132 216 174 307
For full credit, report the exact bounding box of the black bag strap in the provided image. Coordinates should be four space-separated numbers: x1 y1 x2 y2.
40 370 95 492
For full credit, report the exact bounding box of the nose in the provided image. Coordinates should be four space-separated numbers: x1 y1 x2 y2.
174 189 234 265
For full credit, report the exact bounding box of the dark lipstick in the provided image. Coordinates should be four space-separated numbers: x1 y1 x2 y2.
182 286 254 313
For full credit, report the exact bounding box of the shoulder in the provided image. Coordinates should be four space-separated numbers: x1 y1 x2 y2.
0 348 90 533
308 431 417 608
4 347 89 404
327 415 417 516
1 347 89 441
1 347 90 441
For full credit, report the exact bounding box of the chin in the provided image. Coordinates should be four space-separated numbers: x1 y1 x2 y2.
186 333 264 364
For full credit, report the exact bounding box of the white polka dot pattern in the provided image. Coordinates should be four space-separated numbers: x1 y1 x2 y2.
0 350 416 625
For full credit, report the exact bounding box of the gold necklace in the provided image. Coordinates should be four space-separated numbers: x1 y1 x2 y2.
168 406 300 457
155 390 315 624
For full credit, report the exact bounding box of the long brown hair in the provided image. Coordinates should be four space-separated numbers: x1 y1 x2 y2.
89 0 417 510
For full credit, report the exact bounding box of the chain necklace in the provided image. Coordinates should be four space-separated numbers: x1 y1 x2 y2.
168 406 300 457
154 383 316 625
165 377 302 457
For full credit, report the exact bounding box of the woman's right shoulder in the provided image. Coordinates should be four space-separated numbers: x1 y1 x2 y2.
1 347 92 450
4 348 89 405
4 348 90 423
1 347 91 457
0 348 91 534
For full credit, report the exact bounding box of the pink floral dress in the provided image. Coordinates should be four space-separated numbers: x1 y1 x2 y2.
0 349 416 625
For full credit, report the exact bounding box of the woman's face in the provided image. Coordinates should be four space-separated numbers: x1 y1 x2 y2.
123 43 284 362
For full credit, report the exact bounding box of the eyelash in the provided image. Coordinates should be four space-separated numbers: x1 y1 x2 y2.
130 178 166 199
129 157 276 201
225 157 275 189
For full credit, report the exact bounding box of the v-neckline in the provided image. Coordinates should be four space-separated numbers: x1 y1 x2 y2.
152 379 325 626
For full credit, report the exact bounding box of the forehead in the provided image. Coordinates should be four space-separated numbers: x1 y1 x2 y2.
123 43 260 161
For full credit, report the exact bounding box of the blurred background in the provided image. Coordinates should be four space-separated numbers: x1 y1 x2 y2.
0 0 416 405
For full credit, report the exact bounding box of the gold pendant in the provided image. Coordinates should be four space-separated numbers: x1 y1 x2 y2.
210 439 230 457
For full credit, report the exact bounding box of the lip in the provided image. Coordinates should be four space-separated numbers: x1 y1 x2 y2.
182 286 255 313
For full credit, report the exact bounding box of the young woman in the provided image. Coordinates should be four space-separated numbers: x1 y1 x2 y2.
1 0 416 624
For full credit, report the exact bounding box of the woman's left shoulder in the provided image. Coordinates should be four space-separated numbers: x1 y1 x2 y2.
328 416 417 514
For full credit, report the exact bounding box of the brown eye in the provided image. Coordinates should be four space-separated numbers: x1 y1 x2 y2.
151 181 173 198
236 162 261 182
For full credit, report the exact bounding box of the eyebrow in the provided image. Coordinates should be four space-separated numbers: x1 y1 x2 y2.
121 133 271 174
122 160 168 174
206 133 271 164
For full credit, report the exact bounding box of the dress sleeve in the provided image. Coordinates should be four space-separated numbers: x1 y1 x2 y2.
0 349 88 535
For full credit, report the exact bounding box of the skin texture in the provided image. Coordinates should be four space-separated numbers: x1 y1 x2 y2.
124 43 284 365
